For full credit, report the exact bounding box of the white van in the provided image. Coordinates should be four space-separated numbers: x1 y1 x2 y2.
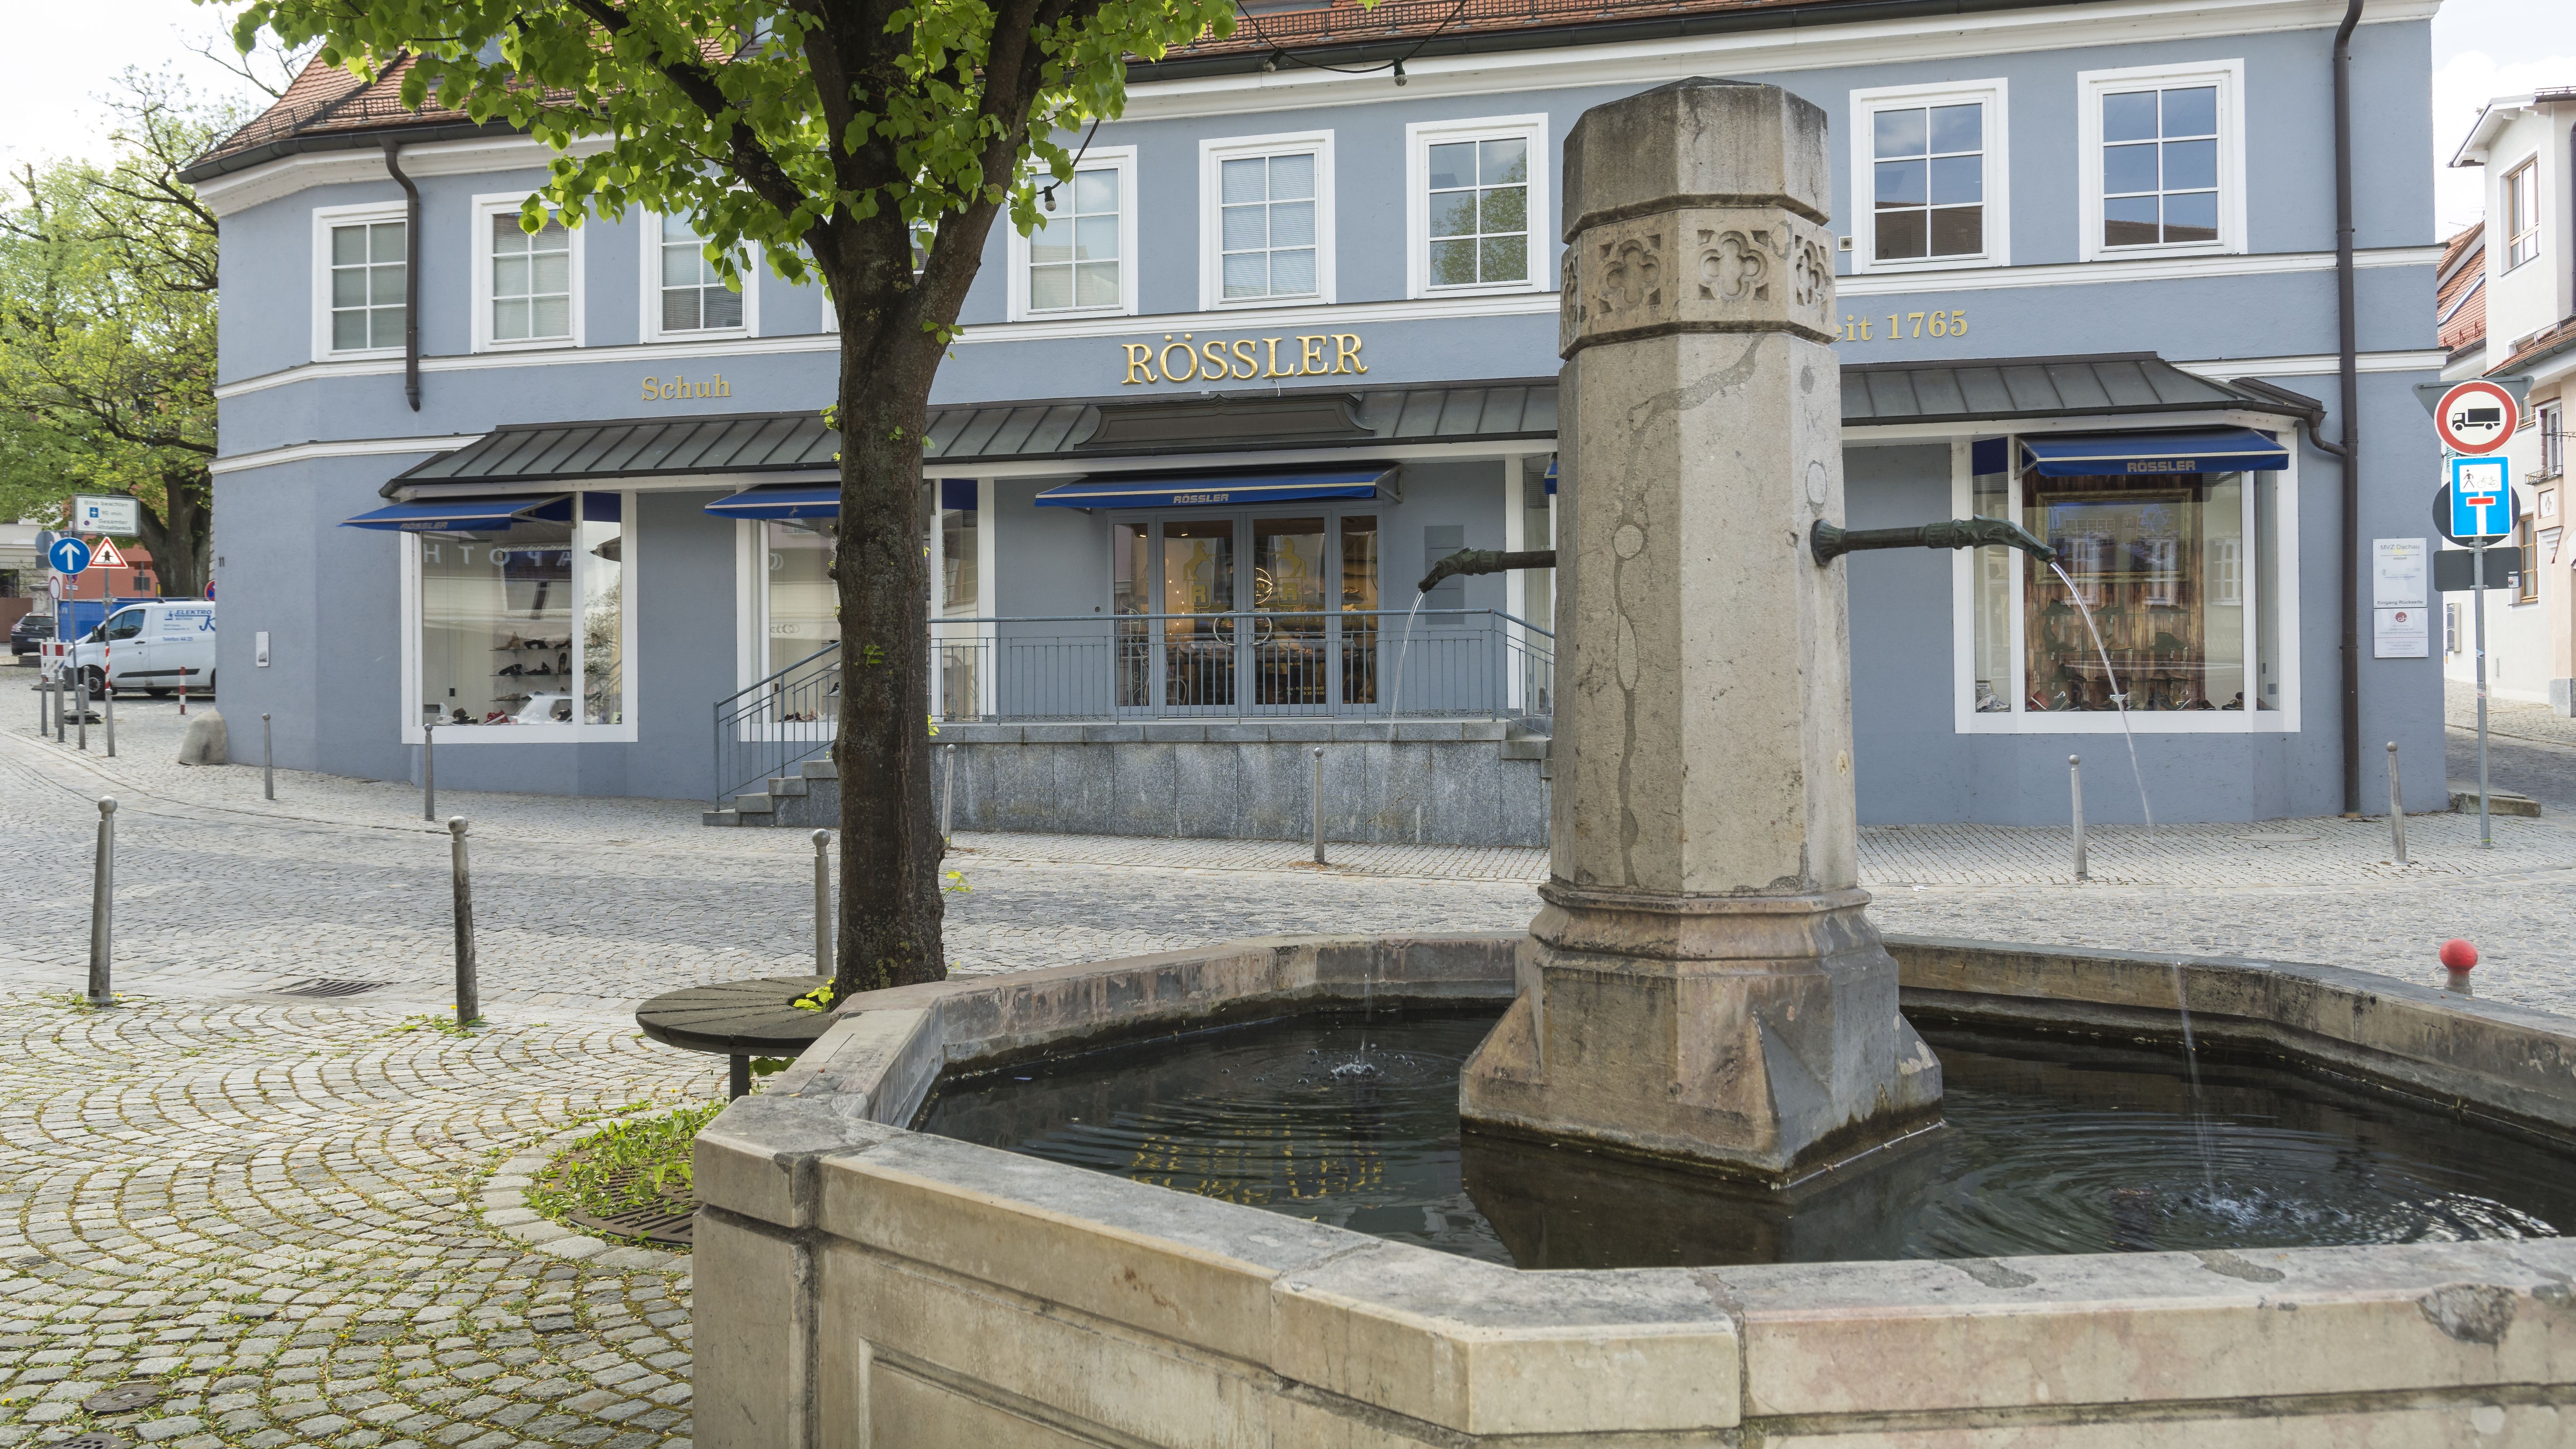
69 601 217 697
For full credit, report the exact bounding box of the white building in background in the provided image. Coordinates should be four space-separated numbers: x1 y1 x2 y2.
2444 84 2575 710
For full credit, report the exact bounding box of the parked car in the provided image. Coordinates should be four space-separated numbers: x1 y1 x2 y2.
10 613 52 657
66 600 216 696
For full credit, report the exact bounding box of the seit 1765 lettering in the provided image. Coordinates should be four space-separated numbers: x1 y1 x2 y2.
1838 310 1968 343
1123 332 1367 385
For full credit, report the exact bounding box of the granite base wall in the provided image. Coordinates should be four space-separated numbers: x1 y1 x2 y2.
923 728 1550 846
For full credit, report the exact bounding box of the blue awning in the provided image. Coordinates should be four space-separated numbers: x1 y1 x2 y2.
341 495 571 531
2019 428 2288 477
1032 465 1398 510
705 484 840 520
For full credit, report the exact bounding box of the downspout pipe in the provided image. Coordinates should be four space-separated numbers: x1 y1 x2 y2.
2332 0 2364 814
382 138 423 412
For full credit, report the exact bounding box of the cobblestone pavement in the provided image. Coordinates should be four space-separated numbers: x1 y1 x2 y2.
13 683 2576 1449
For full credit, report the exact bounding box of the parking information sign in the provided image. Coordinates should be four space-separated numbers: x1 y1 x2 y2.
2434 380 2519 456
2443 456 2518 543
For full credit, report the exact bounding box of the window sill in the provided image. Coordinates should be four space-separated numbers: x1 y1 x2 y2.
1011 304 1133 324
1416 278 1547 301
1849 254 2000 275
1206 293 1329 312
645 328 753 345
473 338 581 355
319 345 408 364
1960 710 2296 735
2086 239 2240 265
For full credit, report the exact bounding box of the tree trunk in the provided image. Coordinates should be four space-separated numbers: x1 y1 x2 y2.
132 467 211 599
830 325 947 994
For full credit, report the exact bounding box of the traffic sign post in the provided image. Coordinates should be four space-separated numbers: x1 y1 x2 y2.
2435 453 2522 850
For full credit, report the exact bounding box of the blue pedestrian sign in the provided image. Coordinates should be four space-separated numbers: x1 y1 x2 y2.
2437 456 2520 545
47 536 92 576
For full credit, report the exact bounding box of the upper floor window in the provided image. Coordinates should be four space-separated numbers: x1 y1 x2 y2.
310 202 407 361
656 215 748 335
1200 131 1334 309
1006 146 1136 321
2504 159 2541 271
2077 60 2245 262
2540 400 2564 480
473 193 583 352
1848 82 2008 272
1406 114 1549 298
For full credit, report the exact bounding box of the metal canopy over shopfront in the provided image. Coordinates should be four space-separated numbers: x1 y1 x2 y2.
386 412 839 496
1841 353 2287 426
1032 466 1398 510
341 495 571 531
2018 428 2291 477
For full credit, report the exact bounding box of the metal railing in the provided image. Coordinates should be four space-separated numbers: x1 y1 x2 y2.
711 610 1553 806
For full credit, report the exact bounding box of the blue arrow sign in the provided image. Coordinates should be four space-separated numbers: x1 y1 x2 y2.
47 536 92 576
2449 456 2516 541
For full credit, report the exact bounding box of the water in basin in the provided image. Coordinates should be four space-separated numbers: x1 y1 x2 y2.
915 1007 2576 1268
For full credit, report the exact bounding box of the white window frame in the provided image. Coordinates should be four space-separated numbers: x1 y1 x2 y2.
640 212 758 343
310 201 410 362
1404 113 1550 300
1944 423 2300 735
1198 129 1336 313
1005 146 1139 323
2502 155 2542 272
469 191 586 354
1846 80 2010 275
2075 59 2247 264
397 491 638 745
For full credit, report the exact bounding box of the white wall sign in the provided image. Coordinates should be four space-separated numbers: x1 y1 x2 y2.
2373 537 2427 609
2374 607 2429 658
255 630 271 668
73 495 141 536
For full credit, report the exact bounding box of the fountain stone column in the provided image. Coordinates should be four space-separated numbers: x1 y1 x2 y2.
1459 78 1942 1181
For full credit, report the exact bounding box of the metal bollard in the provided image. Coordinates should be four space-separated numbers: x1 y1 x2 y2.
449 817 478 1027
812 829 833 977
2069 754 2089 881
2386 741 2408 867
178 675 186 716
1312 746 1326 864
42 672 53 738
74 674 86 751
262 713 274 800
423 719 436 822
941 742 957 841
103 684 114 758
86 797 116 1007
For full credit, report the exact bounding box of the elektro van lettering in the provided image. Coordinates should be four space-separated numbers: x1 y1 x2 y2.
644 373 733 401
1121 333 1366 385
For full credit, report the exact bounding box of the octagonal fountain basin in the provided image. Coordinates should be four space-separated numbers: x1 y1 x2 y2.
692 934 2576 1449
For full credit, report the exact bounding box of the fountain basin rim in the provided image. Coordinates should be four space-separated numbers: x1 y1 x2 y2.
693 931 2576 1443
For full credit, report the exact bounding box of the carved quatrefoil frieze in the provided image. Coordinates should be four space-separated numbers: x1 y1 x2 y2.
1596 234 1665 316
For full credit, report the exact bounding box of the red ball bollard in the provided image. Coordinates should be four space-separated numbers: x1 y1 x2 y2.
2439 938 2479 971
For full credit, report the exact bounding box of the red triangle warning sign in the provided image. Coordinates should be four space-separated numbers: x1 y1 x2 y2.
91 537 126 568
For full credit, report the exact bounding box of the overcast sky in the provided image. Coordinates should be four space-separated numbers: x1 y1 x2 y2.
0 0 2564 236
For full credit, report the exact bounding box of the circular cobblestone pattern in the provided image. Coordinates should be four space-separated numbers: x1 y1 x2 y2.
0 995 703 1449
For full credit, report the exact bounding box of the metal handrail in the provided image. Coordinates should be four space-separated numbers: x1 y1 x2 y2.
710 610 1556 808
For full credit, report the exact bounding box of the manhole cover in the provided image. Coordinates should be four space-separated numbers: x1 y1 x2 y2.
82 1384 164 1414
272 979 389 998
2235 833 2320 843
59 1434 132 1449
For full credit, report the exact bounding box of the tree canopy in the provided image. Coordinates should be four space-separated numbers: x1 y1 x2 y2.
0 73 223 597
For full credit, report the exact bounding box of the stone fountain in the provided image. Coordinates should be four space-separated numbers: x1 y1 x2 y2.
688 79 2576 1448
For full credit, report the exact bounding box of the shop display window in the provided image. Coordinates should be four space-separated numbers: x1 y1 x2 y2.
1961 444 2291 731
417 492 628 730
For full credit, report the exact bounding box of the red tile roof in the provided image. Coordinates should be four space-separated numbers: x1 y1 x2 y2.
2492 314 2576 378
2436 222 2485 357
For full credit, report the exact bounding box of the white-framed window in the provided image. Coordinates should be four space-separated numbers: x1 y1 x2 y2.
400 491 634 744
1199 130 1334 311
1006 146 1138 321
2077 60 2245 262
470 192 584 352
310 202 408 361
1949 428 2298 734
2503 158 2541 272
1405 114 1549 298
1847 81 2009 272
644 213 755 341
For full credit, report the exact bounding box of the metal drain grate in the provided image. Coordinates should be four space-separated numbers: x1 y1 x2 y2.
558 1164 696 1247
59 1435 132 1449
82 1384 164 1414
272 979 390 998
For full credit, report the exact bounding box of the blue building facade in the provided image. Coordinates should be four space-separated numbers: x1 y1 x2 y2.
185 0 2450 834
